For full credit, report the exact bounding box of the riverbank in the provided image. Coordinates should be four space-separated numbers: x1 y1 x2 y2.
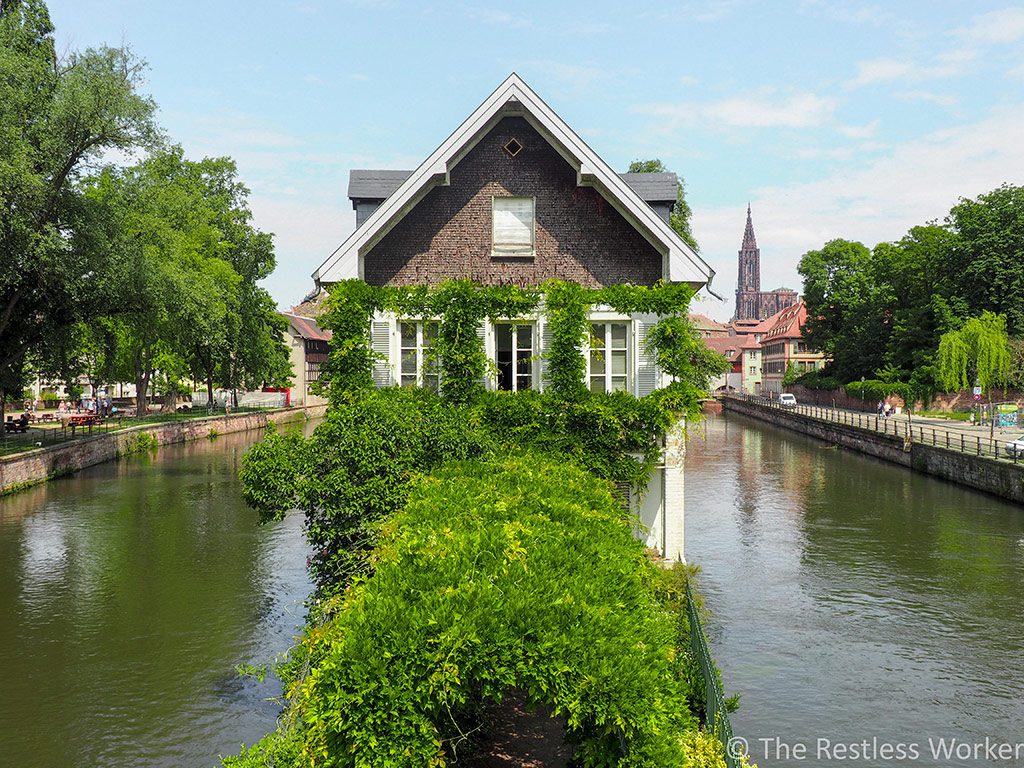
0 405 326 495
721 395 1024 504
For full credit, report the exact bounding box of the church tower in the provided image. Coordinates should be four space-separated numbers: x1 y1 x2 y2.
735 204 761 321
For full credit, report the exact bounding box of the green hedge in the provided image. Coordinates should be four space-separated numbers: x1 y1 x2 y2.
227 455 730 768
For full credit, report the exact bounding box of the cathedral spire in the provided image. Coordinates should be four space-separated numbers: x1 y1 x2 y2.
742 202 757 251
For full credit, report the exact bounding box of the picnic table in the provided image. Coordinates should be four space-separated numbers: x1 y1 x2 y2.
3 418 29 434
62 413 104 436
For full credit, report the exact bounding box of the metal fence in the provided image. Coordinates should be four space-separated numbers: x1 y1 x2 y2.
727 394 1024 465
686 578 740 768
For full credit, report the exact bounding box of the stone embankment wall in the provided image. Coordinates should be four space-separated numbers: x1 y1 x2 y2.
721 397 1024 504
0 405 327 495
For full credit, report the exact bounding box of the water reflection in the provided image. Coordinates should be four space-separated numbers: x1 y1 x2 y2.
0 429 312 768
686 412 1024 768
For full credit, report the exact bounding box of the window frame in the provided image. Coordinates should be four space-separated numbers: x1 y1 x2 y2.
491 196 536 259
398 319 440 391
586 319 631 394
492 320 536 392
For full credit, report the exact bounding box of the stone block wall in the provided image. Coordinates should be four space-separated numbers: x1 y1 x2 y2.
0 406 325 495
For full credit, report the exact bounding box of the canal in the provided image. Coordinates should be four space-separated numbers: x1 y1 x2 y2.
687 412 1024 768
0 429 312 768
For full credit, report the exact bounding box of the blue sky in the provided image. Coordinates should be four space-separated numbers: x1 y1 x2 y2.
48 1 1024 320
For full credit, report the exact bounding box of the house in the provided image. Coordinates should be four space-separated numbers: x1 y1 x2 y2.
689 313 730 338
703 336 743 392
282 312 331 407
313 74 715 559
757 301 827 394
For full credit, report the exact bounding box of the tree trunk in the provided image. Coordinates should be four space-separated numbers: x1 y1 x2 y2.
206 376 214 410
136 369 151 416
1 387 6 440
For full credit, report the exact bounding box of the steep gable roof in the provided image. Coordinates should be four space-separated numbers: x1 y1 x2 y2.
760 301 807 343
315 74 713 289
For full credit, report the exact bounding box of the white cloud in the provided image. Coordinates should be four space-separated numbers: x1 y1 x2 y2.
837 119 880 139
896 90 958 107
959 7 1024 44
845 49 975 88
692 105 1024 320
638 89 837 130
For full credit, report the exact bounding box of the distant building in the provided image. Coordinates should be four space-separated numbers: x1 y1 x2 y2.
689 313 730 338
703 337 743 392
758 301 827 394
733 205 798 321
282 312 331 406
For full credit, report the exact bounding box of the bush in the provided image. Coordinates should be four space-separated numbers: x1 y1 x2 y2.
229 455 715 768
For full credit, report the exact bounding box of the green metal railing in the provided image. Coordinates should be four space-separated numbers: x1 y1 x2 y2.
686 578 740 768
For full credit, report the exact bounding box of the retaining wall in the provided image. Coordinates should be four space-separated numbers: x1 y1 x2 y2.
721 397 1024 505
0 405 327 495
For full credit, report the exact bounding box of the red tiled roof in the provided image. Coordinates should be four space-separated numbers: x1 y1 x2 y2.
702 336 742 361
283 313 332 341
760 301 807 343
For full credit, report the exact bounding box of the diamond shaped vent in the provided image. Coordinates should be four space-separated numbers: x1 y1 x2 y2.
503 138 523 158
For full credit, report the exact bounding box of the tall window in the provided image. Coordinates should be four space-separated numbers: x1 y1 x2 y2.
495 323 533 391
589 322 628 393
399 321 439 391
492 197 534 257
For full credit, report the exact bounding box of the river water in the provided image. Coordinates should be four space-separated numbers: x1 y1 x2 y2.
0 430 311 768
3 414 1022 767
686 412 1024 768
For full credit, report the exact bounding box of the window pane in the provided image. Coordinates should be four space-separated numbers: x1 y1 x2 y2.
401 375 416 388
516 350 531 375
590 377 606 393
424 375 439 393
590 351 605 374
400 322 416 346
401 350 417 374
590 324 605 349
611 377 627 392
493 198 533 252
611 323 627 348
424 322 438 344
496 324 512 351
516 324 532 350
611 350 627 376
517 375 532 391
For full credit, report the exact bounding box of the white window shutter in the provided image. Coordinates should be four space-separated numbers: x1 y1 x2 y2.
538 319 554 391
371 320 392 387
476 320 490 389
636 319 659 397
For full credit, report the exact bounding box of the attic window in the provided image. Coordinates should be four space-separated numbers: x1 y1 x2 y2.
503 138 523 158
492 197 534 258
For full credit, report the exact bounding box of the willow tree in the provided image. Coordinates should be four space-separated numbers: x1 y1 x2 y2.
936 312 1011 421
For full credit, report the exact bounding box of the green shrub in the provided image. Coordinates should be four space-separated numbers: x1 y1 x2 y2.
231 455 707 767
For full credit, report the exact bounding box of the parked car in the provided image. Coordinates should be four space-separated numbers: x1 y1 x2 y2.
779 393 797 408
1004 435 1024 458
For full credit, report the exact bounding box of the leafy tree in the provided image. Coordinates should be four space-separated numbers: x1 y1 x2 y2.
627 159 699 253
0 0 157 424
85 149 290 412
798 239 889 381
947 184 1024 335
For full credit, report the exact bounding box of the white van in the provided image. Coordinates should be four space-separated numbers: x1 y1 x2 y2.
779 393 797 408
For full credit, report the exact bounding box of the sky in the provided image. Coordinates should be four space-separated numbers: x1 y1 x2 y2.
46 1 1024 321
